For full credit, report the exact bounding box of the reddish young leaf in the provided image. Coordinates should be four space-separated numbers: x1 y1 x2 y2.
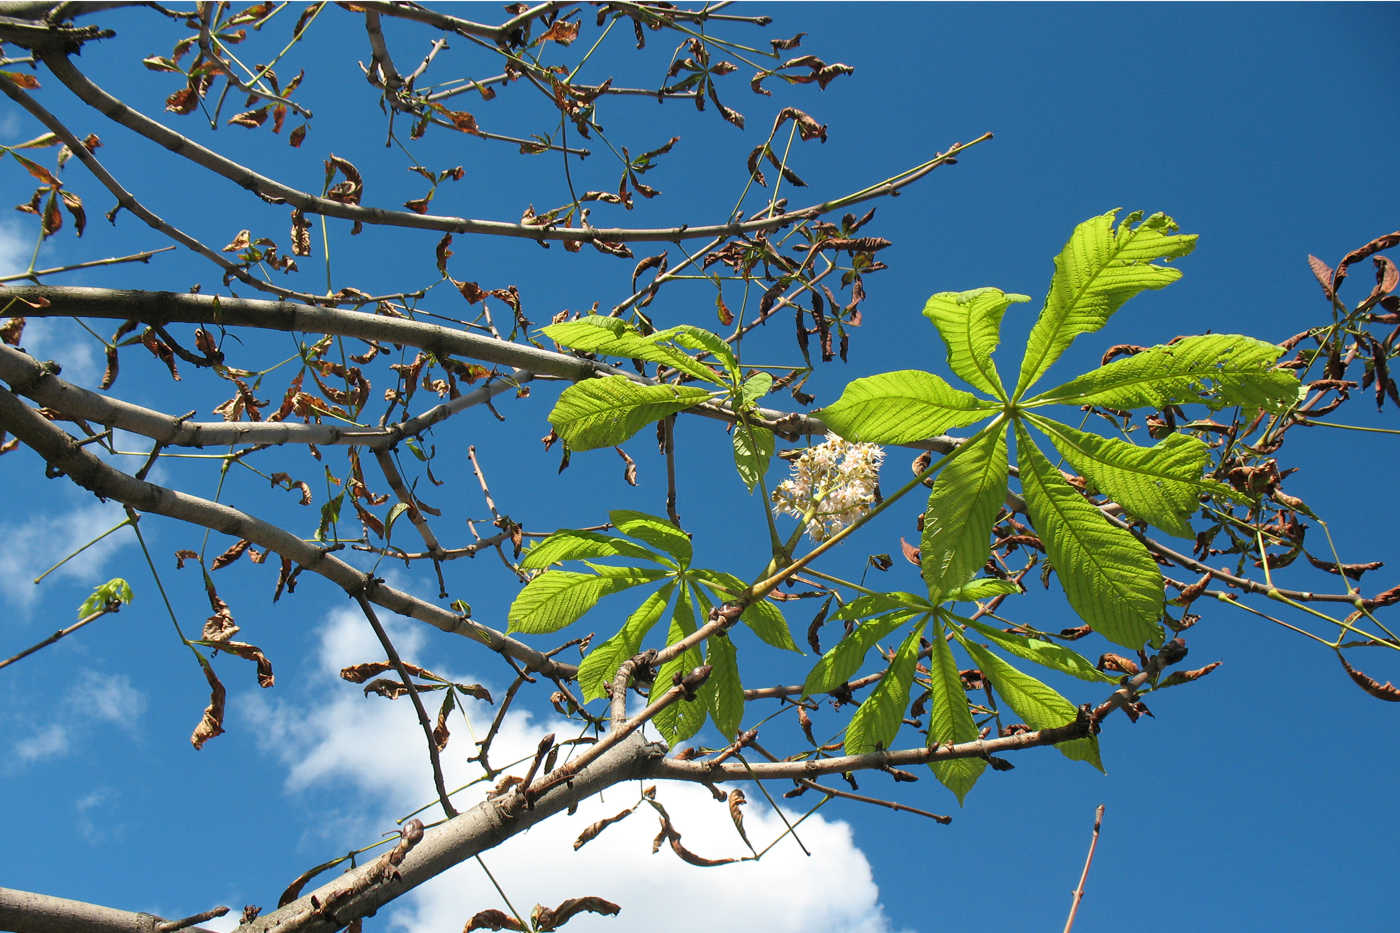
0 70 41 89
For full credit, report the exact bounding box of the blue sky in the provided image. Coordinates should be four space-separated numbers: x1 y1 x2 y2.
2 4 1399 932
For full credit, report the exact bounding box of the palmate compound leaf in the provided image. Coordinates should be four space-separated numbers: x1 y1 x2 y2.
960 637 1103 770
927 616 985 803
1014 422 1164 649
922 288 1031 399
1027 333 1301 412
576 584 674 702
541 316 726 385
1014 210 1198 399
921 421 1008 600
1026 414 1238 539
689 568 800 652
507 565 669 634
844 621 926 755
815 370 998 444
959 616 1118 684
548 376 714 450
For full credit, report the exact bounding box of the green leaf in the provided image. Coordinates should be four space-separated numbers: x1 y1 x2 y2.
941 578 1022 603
609 510 691 565
926 617 985 803
816 370 996 444
652 587 706 745
549 376 713 450
706 631 743 739
740 372 774 405
733 422 774 493
519 530 660 569
960 616 1117 684
1015 210 1197 397
834 592 932 621
1015 422 1164 649
1028 414 1233 538
650 324 739 380
922 288 1030 399
507 566 668 634
1028 334 1300 413
921 422 1009 600
845 622 925 755
314 491 344 541
802 610 921 695
577 585 674 702
77 578 133 619
541 317 724 384
961 639 1102 770
384 502 410 541
689 569 799 652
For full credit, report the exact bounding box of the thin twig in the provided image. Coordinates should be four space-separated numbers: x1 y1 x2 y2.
1062 804 1106 933
0 604 118 671
353 586 458 819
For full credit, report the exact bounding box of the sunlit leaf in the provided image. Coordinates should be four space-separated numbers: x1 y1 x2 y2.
610 510 691 565
508 566 667 634
926 616 984 803
519 529 661 569
817 370 995 444
542 317 724 384
733 422 774 493
706 631 743 739
922 288 1029 399
1015 422 1164 649
961 639 1102 770
1028 414 1234 538
802 610 920 695
845 622 924 755
549 376 713 450
921 421 1008 600
1028 334 1300 413
960 616 1117 684
1015 210 1197 397
652 587 706 744
577 585 674 702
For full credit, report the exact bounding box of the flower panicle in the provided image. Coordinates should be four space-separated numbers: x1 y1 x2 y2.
771 433 885 542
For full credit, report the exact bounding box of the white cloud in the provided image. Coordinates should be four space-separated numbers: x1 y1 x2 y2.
244 609 907 933
15 723 69 763
73 669 148 729
75 787 126 844
0 499 130 611
0 220 32 276
13 316 101 386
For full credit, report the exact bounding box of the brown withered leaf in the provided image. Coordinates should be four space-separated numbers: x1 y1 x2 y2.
202 602 239 642
727 789 753 851
165 85 199 114
190 659 226 749
289 123 306 147
1331 231 1400 297
615 446 637 486
899 537 921 566
222 229 252 253
273 556 293 602
590 238 633 259
41 192 61 239
1307 254 1336 300
435 233 453 276
465 909 527 932
769 32 805 52
340 659 437 683
446 110 480 135
1338 653 1400 701
433 689 454 751
1157 661 1222 689
573 807 636 850
211 538 252 570
458 280 488 304
1098 653 1140 676
215 641 275 688
58 190 85 237
228 106 269 128
404 196 431 214
174 549 200 569
139 330 181 380
290 208 310 256
532 897 620 931
0 317 24 345
537 18 580 45
361 678 413 699
1304 552 1383 580
0 70 41 89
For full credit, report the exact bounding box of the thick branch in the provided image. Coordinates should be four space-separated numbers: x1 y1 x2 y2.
0 887 219 933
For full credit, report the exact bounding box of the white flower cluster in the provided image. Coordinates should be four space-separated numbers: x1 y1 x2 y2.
771 433 885 542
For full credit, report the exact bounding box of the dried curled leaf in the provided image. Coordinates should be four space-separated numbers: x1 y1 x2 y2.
573 807 635 850
1338 653 1400 702
191 659 226 749
532 896 620 931
465 909 526 932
